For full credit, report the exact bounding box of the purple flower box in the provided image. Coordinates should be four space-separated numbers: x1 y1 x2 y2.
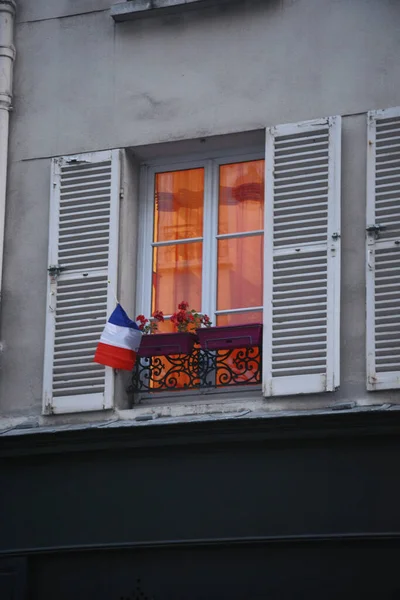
138 332 198 358
196 323 263 351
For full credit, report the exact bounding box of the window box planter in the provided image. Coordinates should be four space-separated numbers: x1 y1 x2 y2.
196 323 263 351
138 332 198 358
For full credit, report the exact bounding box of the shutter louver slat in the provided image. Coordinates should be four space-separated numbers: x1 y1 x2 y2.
367 108 400 391
43 151 119 413
263 117 341 397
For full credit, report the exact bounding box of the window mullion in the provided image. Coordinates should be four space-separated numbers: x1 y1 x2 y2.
136 165 154 318
216 229 264 240
152 237 203 247
216 306 263 315
201 160 218 321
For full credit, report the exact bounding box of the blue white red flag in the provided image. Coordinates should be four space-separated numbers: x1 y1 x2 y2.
94 304 142 371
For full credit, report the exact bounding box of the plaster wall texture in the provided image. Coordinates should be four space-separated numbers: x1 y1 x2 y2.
1 0 400 418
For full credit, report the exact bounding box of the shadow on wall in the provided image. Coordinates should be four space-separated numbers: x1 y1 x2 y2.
117 0 282 35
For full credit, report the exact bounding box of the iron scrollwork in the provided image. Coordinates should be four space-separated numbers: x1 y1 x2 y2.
130 344 262 394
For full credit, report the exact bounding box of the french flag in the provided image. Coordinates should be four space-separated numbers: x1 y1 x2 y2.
94 304 142 371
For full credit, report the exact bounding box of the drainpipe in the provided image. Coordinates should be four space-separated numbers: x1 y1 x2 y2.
0 0 16 302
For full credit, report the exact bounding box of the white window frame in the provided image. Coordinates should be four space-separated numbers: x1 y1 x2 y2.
136 150 265 326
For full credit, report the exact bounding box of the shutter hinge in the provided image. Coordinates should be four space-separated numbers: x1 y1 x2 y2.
366 224 386 239
119 188 124 200
65 158 89 164
331 232 341 240
48 264 65 279
44 394 54 415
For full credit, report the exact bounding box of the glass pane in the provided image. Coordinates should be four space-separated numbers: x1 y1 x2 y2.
216 310 263 326
152 242 202 316
155 318 176 334
154 168 204 242
218 160 264 235
217 235 263 311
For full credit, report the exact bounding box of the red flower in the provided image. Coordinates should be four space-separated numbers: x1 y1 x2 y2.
152 310 164 322
178 300 189 310
136 314 146 323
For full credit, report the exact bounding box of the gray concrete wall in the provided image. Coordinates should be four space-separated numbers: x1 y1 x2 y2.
11 0 400 161
1 0 400 419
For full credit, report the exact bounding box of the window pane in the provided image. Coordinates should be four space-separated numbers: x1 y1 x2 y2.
217 235 263 311
216 310 263 326
218 160 264 235
154 168 204 242
155 318 176 334
152 242 202 315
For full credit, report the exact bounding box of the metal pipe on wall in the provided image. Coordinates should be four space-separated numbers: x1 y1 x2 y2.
0 0 16 303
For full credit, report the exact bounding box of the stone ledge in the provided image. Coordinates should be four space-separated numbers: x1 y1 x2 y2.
110 0 236 22
1 405 400 458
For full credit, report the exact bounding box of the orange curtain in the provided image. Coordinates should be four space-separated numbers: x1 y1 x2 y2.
217 160 264 325
152 168 204 330
151 162 265 327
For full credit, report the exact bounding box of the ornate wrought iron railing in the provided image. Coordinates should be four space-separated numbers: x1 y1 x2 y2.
130 344 262 394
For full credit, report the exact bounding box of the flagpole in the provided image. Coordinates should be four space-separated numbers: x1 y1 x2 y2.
108 280 119 305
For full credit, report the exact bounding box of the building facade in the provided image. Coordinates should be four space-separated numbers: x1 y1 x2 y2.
1 0 400 597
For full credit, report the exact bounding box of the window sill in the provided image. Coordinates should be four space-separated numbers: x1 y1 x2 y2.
129 385 263 418
110 0 237 22
117 389 266 421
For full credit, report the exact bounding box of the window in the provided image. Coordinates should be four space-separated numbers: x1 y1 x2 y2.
43 116 342 415
137 156 265 334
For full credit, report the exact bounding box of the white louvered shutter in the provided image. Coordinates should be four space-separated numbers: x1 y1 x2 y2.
43 150 120 414
366 107 400 391
263 117 341 396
